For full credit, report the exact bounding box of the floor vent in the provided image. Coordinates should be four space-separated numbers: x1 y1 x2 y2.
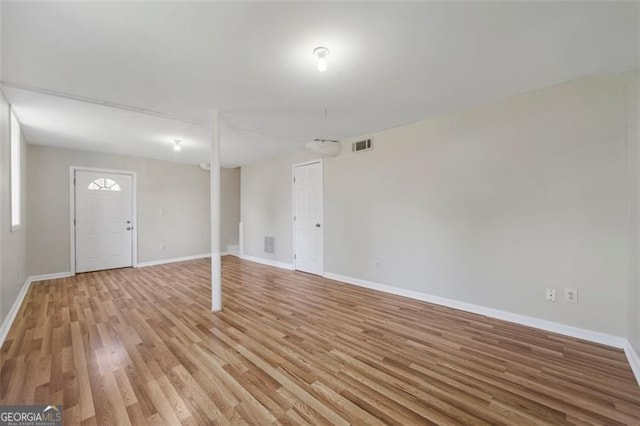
352 138 373 153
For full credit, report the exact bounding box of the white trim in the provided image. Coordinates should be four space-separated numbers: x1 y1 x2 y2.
239 254 294 270
292 159 324 274
624 340 640 386
31 272 74 282
3 258 639 387
70 166 138 275
9 106 22 232
0 277 31 348
69 167 74 273
322 272 626 349
136 253 211 268
0 271 72 348
226 245 240 257
292 159 325 168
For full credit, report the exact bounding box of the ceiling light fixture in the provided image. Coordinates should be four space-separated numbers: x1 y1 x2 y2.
173 139 182 152
313 46 330 72
306 46 341 157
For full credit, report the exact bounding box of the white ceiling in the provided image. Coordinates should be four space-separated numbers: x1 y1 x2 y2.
2 1 639 167
2 86 301 167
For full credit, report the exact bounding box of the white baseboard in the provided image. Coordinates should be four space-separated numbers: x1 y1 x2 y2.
322 272 626 349
4 257 638 387
0 277 32 349
239 254 294 270
136 253 211 268
624 340 640 386
34 259 633 384
30 272 74 282
0 271 74 349
226 245 240 257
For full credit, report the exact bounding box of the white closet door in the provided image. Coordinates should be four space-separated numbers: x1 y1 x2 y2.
294 162 323 275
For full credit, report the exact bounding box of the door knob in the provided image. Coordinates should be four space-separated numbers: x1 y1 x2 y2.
126 226 133 231
126 220 131 224
315 223 321 228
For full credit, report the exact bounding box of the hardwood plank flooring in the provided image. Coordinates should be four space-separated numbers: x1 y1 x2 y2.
1 256 639 425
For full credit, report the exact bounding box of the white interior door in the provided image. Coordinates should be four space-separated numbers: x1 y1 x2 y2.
75 170 133 273
294 161 323 275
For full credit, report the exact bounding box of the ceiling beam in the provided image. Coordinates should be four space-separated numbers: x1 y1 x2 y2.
0 80 206 125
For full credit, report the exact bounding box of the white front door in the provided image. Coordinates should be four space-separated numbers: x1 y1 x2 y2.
293 161 323 275
75 171 134 273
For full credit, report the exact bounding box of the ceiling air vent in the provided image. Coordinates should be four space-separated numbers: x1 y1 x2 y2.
352 138 373 153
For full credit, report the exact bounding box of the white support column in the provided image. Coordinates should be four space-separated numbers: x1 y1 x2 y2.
211 110 222 311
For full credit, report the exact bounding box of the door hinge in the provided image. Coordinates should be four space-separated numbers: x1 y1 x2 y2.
293 177 296 183
294 215 296 221
73 218 76 226
73 178 76 185
294 254 296 260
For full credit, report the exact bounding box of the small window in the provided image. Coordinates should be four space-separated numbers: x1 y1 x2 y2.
10 107 21 231
88 178 121 191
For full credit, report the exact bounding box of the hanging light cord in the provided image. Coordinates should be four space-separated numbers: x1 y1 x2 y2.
322 66 329 139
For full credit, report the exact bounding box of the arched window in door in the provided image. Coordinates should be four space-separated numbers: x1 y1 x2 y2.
88 178 121 191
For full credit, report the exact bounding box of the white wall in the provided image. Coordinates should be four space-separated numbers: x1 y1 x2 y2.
0 0 3 332
0 90 29 326
27 145 217 274
241 149 317 263
221 167 240 251
628 73 640 352
242 71 639 337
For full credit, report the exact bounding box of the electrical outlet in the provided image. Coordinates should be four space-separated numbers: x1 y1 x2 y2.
160 243 166 251
564 288 578 303
545 288 556 302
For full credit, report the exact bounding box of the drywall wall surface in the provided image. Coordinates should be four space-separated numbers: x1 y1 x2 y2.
221 167 240 251
0 90 29 326
241 149 317 264
242 71 638 336
27 145 212 274
627 72 640 351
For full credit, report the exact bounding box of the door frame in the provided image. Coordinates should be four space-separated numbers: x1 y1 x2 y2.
291 159 324 274
69 165 138 275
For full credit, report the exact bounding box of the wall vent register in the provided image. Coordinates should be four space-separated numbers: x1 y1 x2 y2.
352 138 373 152
264 236 275 254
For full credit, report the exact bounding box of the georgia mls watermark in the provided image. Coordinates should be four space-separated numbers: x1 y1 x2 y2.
0 406 62 426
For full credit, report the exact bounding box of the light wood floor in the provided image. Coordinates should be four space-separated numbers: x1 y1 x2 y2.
1 256 639 425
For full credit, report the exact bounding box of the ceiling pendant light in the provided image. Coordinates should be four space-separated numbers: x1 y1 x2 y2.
173 139 182 152
306 47 341 157
313 46 330 72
